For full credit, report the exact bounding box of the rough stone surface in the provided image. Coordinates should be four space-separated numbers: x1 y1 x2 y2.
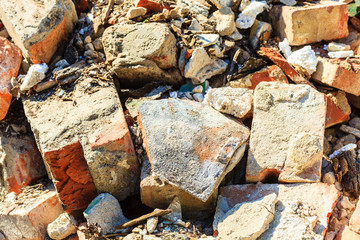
337 226 360 240
0 0 77 64
287 46 318 75
215 193 278 240
270 1 349 46
250 20 272 49
216 183 339 240
0 37 22 120
0 133 46 194
213 7 236 36
127 7 147 19
47 213 77 240
204 87 253 118
0 190 64 240
247 82 326 183
103 23 182 86
350 198 360 234
325 91 351 128
184 47 228 84
84 193 128 235
138 99 250 202
229 65 288 90
312 57 360 96
22 78 139 211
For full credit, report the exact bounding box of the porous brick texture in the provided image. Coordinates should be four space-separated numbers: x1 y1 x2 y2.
270 1 349 46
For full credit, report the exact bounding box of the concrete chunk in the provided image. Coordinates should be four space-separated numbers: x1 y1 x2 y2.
270 1 348 46
215 183 339 240
0 0 77 64
247 82 326 183
138 99 250 201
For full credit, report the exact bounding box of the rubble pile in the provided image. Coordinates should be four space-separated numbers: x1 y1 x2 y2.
1 0 360 239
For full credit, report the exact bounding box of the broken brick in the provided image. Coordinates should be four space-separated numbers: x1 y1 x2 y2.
313 58 360 96
0 0 77 64
137 0 171 13
43 141 98 213
0 190 64 240
259 47 313 86
0 36 22 120
325 91 351 128
229 65 288 89
0 134 46 194
270 1 348 46
247 82 326 183
216 183 339 239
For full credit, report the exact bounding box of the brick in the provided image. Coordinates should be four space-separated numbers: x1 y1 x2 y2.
43 141 97 213
0 37 22 120
229 65 288 89
270 1 348 46
0 133 46 194
140 158 218 220
74 0 89 14
0 190 64 240
260 47 313 86
137 0 171 13
325 91 351 128
215 183 339 239
138 99 249 202
0 0 77 64
22 77 139 203
313 57 360 96
350 198 360 234
247 82 326 183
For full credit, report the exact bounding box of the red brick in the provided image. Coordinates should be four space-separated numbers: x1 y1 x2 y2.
313 58 360 96
74 0 88 14
270 1 348 46
350 198 360 234
260 47 313 86
325 91 351 128
43 141 98 213
137 0 171 13
229 65 288 89
1 136 46 194
0 190 64 240
0 37 22 120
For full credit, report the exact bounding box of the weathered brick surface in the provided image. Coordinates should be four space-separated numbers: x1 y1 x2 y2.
229 65 288 89
0 37 22 120
0 190 64 240
43 141 97 213
313 58 360 96
0 134 46 194
325 91 351 128
270 1 348 46
22 78 139 208
138 99 249 202
0 0 77 64
216 183 339 239
247 82 326 183
350 198 360 234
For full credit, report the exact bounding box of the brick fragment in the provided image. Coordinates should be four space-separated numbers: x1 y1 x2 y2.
350 198 360 234
229 65 288 89
312 57 360 96
270 1 348 46
325 91 351 128
0 134 46 194
0 190 64 240
43 141 97 213
259 47 313 86
0 37 22 120
0 0 77 64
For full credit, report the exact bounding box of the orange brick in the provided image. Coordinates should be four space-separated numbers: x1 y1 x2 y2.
325 91 351 128
0 36 22 120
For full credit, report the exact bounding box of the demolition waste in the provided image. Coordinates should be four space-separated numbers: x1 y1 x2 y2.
2 0 360 239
